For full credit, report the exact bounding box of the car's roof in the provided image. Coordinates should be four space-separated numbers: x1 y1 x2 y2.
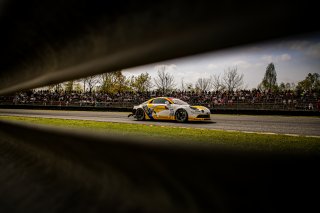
147 97 174 103
148 97 178 100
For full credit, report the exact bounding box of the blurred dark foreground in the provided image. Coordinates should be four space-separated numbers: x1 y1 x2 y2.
0 0 319 212
0 119 319 213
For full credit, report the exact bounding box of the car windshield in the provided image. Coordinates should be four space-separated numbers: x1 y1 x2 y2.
172 99 189 105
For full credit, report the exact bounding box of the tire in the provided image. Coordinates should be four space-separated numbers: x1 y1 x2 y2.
175 109 188 123
135 108 145 121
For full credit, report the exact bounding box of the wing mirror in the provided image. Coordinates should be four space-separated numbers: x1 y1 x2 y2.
165 101 170 105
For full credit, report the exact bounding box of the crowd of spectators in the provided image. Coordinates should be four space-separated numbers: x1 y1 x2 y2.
1 89 319 111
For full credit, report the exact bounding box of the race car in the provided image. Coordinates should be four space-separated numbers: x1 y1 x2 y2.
129 97 211 122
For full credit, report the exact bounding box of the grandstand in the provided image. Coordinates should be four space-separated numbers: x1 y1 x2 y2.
1 89 319 112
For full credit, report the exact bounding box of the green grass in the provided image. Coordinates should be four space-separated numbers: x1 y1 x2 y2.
1 115 319 153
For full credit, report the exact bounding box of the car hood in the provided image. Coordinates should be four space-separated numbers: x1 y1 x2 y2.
190 105 209 110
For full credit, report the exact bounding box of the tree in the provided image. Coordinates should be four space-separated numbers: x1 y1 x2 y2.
86 75 99 93
210 74 225 91
195 77 211 92
285 82 292 90
48 83 63 92
222 67 244 92
180 78 186 91
99 72 116 94
279 82 295 91
186 83 194 92
80 77 88 92
64 80 74 92
130 72 152 93
279 82 286 91
180 79 194 92
79 75 99 93
261 62 277 91
297 73 320 91
99 71 129 94
154 65 175 95
73 83 83 92
113 71 129 93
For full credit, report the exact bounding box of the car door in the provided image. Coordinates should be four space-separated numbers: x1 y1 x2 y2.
150 98 170 120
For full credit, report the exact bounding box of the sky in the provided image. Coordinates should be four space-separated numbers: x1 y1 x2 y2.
123 32 320 90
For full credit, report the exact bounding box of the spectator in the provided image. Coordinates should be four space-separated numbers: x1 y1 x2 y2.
308 103 313 110
1 89 318 111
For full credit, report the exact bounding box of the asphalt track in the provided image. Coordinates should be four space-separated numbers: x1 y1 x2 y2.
0 109 320 136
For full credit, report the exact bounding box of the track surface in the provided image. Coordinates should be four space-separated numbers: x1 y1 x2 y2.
1 109 320 136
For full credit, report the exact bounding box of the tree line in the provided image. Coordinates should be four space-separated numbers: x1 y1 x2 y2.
45 63 320 95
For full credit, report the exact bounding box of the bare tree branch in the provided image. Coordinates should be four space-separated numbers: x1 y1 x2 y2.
154 65 175 95
210 74 225 91
222 67 244 92
85 75 99 93
195 77 211 92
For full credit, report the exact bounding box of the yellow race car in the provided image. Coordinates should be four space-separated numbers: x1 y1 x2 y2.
130 97 211 122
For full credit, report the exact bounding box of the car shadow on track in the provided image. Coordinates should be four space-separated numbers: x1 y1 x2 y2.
131 119 216 125
187 121 216 124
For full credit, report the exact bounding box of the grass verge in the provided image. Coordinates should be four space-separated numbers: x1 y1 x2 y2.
0 115 319 153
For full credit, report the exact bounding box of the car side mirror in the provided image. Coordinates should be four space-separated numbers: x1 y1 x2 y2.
165 101 170 105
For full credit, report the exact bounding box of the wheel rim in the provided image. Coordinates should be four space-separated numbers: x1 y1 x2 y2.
176 110 187 121
136 109 144 120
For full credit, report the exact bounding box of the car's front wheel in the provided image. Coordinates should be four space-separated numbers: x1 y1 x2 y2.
175 109 188 123
135 108 145 121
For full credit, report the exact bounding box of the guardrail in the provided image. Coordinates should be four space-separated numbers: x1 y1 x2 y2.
1 102 320 116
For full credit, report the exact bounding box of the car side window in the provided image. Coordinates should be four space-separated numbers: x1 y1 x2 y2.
152 99 159 104
153 98 167 104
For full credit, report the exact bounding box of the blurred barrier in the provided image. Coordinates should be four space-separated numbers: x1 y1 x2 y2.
1 1 319 95
1 119 319 212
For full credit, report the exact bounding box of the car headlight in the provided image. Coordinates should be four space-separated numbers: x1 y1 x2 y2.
190 106 200 111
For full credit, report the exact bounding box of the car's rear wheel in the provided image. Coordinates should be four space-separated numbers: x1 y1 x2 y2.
135 108 145 121
175 109 188 123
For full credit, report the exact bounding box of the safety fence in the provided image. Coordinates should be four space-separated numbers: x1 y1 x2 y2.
1 99 319 112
